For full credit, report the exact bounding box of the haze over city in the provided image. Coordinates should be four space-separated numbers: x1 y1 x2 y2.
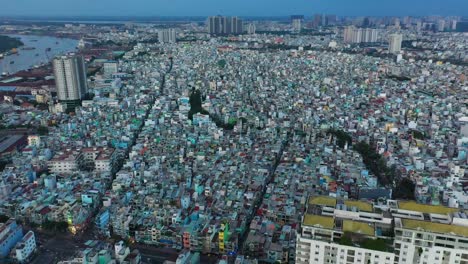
1 0 468 16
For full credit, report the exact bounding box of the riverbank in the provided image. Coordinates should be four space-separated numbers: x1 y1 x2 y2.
0 34 78 75
0 35 24 53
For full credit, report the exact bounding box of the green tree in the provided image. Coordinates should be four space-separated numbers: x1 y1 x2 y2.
393 178 415 200
37 126 49 136
0 214 9 223
338 233 353 246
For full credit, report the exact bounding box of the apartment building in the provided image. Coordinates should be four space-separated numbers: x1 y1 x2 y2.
0 220 23 258
296 196 395 264
82 147 117 172
48 150 84 175
296 196 468 264
13 231 36 263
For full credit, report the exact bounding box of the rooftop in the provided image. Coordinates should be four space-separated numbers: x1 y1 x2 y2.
398 201 459 215
303 214 334 229
309 196 337 208
401 219 468 237
0 135 24 153
343 220 375 236
344 200 373 212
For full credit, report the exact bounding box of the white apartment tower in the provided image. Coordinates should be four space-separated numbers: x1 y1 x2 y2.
344 26 379 43
53 54 88 110
158 29 177 44
388 34 403 54
247 23 256 35
292 19 302 32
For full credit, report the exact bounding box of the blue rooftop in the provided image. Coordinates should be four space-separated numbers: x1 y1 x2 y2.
0 86 17 92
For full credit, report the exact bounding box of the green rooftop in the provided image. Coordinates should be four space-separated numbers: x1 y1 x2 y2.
303 215 334 229
343 220 375 236
309 196 337 207
344 200 373 212
402 219 468 237
398 201 459 215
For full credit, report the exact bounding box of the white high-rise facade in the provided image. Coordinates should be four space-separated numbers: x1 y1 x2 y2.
53 54 88 106
388 34 403 54
207 16 243 35
344 26 380 43
296 196 468 264
247 23 256 35
292 18 302 32
158 29 177 43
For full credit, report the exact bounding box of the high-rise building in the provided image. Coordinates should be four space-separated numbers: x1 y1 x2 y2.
296 196 468 264
325 15 337 26
437 20 446 32
231 16 243 35
313 14 323 27
207 16 243 35
344 26 379 43
53 54 88 110
343 26 355 43
291 15 304 32
455 21 468 32
158 29 177 43
416 21 422 32
363 17 371 27
247 23 256 35
388 34 403 54
208 16 223 35
363 28 379 42
394 18 401 28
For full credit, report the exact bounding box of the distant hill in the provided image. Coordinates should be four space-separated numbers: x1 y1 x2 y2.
0 35 24 53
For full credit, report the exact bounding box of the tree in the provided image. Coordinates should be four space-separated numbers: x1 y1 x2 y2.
327 129 352 148
338 233 353 246
188 88 204 120
0 214 9 223
393 178 415 200
361 238 388 252
217 59 227 68
411 130 426 140
37 126 49 136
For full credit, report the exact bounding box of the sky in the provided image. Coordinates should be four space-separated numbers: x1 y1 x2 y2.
1 0 467 17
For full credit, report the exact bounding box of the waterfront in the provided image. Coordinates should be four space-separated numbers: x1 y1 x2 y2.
0 34 78 75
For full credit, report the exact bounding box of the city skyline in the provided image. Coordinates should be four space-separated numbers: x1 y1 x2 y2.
1 0 468 17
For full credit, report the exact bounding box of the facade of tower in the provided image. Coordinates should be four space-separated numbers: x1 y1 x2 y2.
158 29 177 43
53 54 88 110
388 34 403 54
208 16 243 35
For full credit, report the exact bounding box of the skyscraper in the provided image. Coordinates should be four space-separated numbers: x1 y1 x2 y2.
313 14 323 27
231 16 243 35
343 26 379 43
247 23 256 35
437 20 446 32
343 26 355 43
158 29 177 43
388 34 403 54
208 16 243 35
53 54 88 110
325 15 337 26
208 16 223 35
291 15 304 32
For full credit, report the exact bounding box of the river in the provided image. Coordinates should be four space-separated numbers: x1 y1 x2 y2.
0 35 79 75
